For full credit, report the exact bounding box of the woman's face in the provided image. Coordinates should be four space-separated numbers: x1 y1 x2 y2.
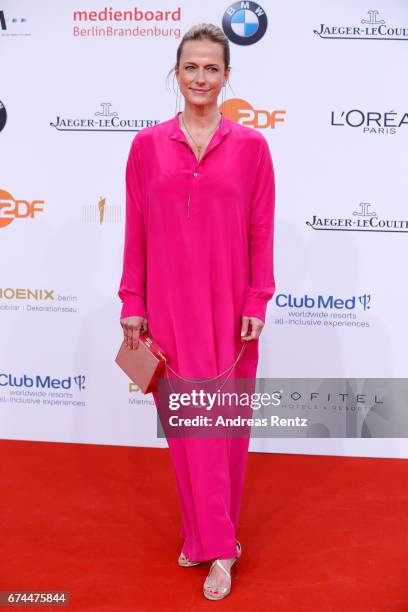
175 39 229 109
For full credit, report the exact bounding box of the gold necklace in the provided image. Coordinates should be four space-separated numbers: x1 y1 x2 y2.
180 112 222 161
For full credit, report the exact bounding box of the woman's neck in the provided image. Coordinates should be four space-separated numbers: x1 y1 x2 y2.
180 103 221 131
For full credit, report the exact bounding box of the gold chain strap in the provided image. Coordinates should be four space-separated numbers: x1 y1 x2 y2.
162 342 247 398
164 342 247 382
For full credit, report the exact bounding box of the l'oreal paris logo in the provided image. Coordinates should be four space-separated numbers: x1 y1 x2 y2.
314 10 408 41
330 109 407 135
276 294 371 312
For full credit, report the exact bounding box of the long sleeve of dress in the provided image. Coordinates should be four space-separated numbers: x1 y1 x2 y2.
118 137 147 319
242 137 276 323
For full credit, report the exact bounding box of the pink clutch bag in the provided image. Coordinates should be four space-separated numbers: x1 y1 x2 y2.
115 330 167 394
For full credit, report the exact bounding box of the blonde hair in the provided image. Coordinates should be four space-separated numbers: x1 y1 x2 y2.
175 23 231 70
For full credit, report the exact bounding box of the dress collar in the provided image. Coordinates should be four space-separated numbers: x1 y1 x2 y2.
168 111 231 143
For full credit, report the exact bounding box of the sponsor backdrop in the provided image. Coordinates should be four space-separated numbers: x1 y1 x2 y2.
1 1 407 458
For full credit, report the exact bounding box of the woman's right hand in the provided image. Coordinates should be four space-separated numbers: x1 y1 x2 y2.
120 316 148 350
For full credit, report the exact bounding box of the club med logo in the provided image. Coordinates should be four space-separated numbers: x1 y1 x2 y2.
306 203 408 233
0 10 30 36
330 109 408 135
0 100 6 132
0 373 86 390
0 189 45 229
276 293 371 312
314 9 408 41
50 102 159 132
220 98 286 129
222 1 267 46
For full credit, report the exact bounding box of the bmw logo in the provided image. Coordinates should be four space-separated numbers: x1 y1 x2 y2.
0 100 6 132
222 1 268 46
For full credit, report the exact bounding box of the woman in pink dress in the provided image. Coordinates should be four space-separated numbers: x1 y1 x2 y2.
118 23 276 601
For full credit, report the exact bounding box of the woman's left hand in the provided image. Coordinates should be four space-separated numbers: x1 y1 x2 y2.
240 316 264 341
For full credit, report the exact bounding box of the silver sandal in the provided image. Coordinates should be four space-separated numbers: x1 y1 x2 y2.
178 551 201 567
203 541 242 600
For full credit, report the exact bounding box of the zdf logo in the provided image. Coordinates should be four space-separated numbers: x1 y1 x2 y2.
220 98 286 129
0 189 45 228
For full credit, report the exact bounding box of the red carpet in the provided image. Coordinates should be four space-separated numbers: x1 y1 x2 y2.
1 439 407 611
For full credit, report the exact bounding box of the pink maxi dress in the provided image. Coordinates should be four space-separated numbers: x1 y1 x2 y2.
118 111 276 562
